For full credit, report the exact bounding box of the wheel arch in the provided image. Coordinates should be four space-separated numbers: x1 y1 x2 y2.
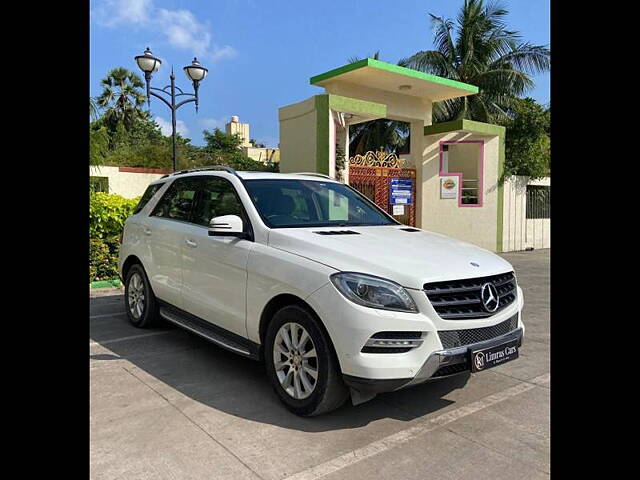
122 254 144 280
258 293 338 364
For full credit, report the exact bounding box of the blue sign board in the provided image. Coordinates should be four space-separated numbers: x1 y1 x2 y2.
390 178 413 205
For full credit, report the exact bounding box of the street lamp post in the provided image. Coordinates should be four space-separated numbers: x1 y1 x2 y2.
135 47 208 171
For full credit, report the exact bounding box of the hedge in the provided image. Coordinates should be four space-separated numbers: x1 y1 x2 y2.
90 192 139 241
89 192 139 283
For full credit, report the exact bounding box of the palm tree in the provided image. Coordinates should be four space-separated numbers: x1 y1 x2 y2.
346 52 409 155
349 118 409 155
399 0 550 123
96 67 147 130
89 97 100 121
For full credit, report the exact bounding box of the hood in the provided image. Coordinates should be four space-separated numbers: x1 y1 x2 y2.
267 225 513 289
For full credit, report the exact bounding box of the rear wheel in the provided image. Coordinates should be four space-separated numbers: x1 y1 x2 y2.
124 264 159 328
265 304 349 416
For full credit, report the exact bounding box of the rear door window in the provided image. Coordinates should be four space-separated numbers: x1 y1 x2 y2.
150 178 200 222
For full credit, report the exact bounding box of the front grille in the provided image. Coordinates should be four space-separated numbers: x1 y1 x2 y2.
438 314 519 349
424 271 517 319
432 362 469 377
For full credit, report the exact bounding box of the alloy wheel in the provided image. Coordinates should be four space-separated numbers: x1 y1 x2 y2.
273 322 318 399
128 272 145 319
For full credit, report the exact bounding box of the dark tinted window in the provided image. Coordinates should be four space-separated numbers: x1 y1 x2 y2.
244 179 397 228
526 185 550 219
151 178 199 221
192 177 246 227
90 176 109 193
134 182 164 214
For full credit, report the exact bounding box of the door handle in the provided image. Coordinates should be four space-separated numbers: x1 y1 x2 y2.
185 238 198 248
143 227 152 236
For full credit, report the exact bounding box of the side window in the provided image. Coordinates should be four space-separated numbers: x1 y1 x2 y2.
192 177 246 227
151 178 199 222
133 182 164 214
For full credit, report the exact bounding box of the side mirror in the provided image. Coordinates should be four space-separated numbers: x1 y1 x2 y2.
208 215 246 238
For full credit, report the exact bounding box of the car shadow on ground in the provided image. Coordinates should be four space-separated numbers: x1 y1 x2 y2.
91 296 470 432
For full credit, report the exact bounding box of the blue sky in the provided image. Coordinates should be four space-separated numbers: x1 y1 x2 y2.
90 0 550 147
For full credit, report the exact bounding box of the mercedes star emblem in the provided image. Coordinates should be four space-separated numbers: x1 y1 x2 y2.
480 282 500 312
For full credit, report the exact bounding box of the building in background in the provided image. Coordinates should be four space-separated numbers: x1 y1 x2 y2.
225 116 280 165
89 166 171 198
278 59 549 252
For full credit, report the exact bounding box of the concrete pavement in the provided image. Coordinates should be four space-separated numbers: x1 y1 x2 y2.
90 249 550 480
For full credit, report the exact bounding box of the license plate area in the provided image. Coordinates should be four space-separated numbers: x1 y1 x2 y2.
470 338 519 372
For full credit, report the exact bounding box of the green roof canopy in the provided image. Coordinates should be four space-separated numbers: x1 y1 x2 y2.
310 58 478 102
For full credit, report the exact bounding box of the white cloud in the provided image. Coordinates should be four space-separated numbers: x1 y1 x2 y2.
157 9 210 58
92 0 237 63
92 0 152 27
155 116 189 137
199 117 229 131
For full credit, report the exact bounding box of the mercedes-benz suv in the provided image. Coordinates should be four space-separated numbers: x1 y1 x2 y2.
118 166 524 416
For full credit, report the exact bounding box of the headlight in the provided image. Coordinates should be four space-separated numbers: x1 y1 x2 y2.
330 272 418 313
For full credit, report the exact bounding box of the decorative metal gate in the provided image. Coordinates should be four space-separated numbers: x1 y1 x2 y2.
348 151 417 227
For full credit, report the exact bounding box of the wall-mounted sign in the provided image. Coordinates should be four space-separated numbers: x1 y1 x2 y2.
390 178 413 205
392 204 405 216
440 176 459 199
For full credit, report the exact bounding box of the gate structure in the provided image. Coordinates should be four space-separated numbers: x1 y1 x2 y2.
348 151 417 227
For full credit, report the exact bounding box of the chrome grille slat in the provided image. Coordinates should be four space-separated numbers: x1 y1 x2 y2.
438 314 519 349
430 297 482 307
424 272 517 320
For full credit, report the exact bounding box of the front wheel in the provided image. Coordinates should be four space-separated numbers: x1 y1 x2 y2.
265 305 349 416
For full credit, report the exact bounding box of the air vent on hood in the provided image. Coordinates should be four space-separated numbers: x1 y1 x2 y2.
399 228 421 232
314 230 360 235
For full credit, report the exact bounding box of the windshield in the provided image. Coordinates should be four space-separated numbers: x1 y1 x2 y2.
243 179 398 228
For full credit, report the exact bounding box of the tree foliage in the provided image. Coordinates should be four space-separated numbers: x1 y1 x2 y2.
349 118 409 155
500 97 550 179
399 0 550 123
89 192 139 240
89 66 277 173
197 128 277 171
96 67 147 131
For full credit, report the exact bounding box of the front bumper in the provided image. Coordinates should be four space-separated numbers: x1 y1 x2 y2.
305 281 525 382
343 327 523 398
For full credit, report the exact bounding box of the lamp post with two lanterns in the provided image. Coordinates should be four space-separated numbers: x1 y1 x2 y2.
134 47 208 172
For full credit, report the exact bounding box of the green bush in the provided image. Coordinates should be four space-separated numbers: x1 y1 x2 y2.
89 238 120 282
89 192 137 283
90 192 139 241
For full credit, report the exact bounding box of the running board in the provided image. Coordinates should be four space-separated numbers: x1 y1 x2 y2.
158 303 260 360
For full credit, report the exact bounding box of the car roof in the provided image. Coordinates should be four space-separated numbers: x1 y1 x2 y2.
151 170 339 184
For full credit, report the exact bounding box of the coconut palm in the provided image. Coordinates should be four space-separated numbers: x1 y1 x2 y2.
349 118 409 155
399 0 550 123
96 67 147 130
89 97 100 121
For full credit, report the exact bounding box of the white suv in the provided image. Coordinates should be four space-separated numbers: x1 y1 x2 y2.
119 166 524 416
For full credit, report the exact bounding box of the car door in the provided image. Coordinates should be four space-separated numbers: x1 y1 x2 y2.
180 176 253 337
145 177 200 309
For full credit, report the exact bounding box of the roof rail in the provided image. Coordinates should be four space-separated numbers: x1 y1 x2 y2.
166 165 242 179
293 172 335 180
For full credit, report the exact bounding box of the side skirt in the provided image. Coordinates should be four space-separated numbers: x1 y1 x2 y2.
157 300 261 361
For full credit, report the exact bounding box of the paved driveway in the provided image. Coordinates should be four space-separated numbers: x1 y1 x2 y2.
90 249 549 480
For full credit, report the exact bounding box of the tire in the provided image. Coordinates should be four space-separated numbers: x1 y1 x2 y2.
124 264 159 328
265 304 349 416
